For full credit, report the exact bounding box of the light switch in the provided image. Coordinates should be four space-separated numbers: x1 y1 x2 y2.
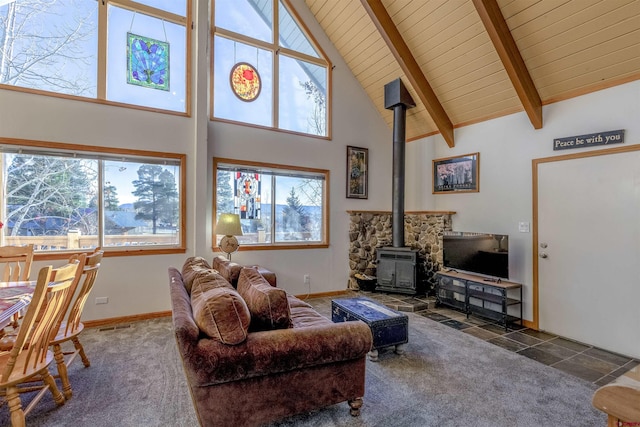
518 222 530 233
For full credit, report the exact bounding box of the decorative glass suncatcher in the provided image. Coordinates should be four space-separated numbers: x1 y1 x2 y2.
127 33 170 91
234 172 261 219
230 62 261 102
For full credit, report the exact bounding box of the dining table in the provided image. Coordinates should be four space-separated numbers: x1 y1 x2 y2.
0 281 36 331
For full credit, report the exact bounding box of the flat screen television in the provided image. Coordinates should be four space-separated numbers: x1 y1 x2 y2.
442 231 509 280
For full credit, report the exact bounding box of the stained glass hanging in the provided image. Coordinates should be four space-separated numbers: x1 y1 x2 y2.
127 33 170 91
234 172 261 219
230 62 261 102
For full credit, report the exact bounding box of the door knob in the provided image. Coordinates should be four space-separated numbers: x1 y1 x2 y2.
539 252 548 259
540 243 548 248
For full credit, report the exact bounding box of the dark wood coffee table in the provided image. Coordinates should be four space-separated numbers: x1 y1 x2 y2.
331 297 408 361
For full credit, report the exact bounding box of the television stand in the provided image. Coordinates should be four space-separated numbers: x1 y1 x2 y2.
434 270 522 331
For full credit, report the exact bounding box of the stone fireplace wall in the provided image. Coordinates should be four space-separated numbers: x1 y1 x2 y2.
348 211 454 293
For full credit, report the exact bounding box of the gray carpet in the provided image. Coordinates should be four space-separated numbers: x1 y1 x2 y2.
0 304 605 427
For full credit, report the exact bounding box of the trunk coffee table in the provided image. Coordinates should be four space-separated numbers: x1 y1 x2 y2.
331 297 408 361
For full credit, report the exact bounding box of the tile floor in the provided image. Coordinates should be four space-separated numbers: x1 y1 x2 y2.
314 290 639 387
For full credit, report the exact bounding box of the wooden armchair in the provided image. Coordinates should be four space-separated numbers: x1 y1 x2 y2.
51 249 103 399
0 261 80 427
0 245 34 283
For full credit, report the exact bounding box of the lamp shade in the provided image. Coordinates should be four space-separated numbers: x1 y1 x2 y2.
215 213 243 236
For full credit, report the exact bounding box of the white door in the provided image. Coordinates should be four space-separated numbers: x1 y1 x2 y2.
537 150 640 358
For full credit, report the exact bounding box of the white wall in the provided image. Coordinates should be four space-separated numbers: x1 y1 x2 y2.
0 89 199 321
208 0 392 296
410 80 640 322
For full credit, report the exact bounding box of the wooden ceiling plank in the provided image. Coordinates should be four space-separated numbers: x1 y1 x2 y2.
395 0 462 37
339 20 381 59
427 38 495 80
523 5 639 69
351 48 394 76
447 82 518 109
361 70 405 94
437 64 510 102
456 99 524 125
360 0 455 147
539 58 640 100
404 2 476 48
504 0 572 31
534 39 640 90
429 50 500 88
440 70 514 104
412 18 487 70
472 0 543 129
497 0 540 20
511 0 605 43
529 24 639 76
452 94 521 121
319 1 361 39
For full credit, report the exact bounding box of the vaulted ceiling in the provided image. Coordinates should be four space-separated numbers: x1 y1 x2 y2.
305 0 640 146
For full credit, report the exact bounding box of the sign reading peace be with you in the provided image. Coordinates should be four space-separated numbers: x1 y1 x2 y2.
553 129 625 151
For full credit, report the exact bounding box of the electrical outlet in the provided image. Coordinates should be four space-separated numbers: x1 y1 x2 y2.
304 274 310 285
95 296 109 305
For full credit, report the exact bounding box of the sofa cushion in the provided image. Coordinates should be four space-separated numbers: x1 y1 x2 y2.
237 267 292 331
181 257 213 294
191 284 251 345
212 256 243 288
192 268 233 293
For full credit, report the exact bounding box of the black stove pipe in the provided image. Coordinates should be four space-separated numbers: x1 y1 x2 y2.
392 104 407 248
384 78 416 248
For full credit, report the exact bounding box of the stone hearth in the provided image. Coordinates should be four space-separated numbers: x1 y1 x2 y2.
348 211 454 294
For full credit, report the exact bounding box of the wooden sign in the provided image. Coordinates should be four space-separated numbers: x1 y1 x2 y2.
553 129 625 151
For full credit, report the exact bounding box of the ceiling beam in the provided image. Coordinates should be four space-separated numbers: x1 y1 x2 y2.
360 0 455 147
472 0 543 129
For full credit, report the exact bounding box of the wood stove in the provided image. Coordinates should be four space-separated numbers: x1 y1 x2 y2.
376 247 419 294
375 78 420 295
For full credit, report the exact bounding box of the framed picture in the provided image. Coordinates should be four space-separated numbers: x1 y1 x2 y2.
433 152 479 194
346 146 368 199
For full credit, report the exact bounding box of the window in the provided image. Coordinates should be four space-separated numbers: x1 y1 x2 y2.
214 158 329 250
0 0 190 114
0 138 185 255
212 0 331 138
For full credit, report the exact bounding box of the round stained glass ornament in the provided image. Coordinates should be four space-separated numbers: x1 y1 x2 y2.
230 62 261 102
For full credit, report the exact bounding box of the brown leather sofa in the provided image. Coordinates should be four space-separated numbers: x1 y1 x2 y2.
168 257 373 427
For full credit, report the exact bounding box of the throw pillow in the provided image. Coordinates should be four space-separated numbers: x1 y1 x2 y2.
191 285 251 345
212 256 242 287
237 267 292 331
181 256 212 294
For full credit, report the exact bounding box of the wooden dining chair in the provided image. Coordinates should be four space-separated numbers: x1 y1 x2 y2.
0 245 35 330
0 261 80 427
0 244 34 283
51 249 103 399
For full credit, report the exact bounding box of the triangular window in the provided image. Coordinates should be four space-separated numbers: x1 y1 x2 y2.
278 2 319 58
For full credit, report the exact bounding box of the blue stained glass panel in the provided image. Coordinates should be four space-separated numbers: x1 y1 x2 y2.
127 33 170 91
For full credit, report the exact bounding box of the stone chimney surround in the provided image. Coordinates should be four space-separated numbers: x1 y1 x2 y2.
347 210 455 293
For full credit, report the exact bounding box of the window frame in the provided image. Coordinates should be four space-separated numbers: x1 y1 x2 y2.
213 157 330 251
0 137 186 261
0 0 192 117
210 0 332 139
